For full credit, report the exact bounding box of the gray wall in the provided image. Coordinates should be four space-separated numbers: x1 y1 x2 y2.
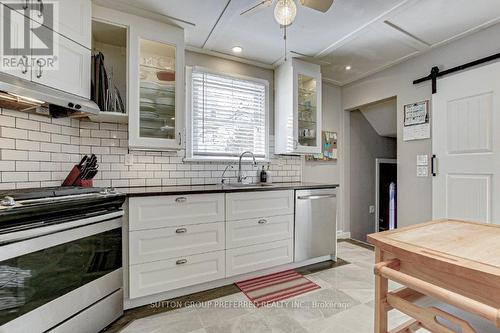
349 111 396 241
301 83 342 184
342 23 500 229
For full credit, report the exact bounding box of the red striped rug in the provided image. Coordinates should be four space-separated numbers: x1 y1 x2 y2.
235 270 320 307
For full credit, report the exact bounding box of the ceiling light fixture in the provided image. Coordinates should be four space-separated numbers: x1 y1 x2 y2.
232 46 243 53
345 65 352 71
274 0 297 26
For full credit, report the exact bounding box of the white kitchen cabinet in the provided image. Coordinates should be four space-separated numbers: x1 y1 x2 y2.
226 214 294 249
128 194 225 231
129 250 225 298
128 20 185 150
226 239 294 277
31 25 91 98
29 0 92 48
0 4 30 80
226 190 294 220
275 58 322 154
129 222 225 265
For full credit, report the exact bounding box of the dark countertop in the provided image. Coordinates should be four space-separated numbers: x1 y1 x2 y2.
118 182 339 197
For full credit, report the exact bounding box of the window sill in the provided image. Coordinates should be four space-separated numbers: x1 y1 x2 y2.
183 156 270 163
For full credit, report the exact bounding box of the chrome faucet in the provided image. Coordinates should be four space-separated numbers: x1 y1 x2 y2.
237 151 257 183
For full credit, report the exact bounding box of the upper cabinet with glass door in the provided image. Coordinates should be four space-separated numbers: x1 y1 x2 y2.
129 21 184 150
275 58 322 154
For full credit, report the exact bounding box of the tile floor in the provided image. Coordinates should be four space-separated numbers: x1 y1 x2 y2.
118 242 497 333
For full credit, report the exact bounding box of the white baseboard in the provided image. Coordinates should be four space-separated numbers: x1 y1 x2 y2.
337 231 351 239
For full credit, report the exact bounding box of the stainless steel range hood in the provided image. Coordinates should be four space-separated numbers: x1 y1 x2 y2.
0 71 100 115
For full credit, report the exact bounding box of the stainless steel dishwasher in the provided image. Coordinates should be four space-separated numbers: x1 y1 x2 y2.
294 188 337 262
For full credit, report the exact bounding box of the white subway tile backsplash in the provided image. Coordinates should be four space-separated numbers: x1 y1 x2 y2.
0 138 15 149
16 161 40 171
16 118 40 131
2 149 28 161
0 115 16 127
29 131 51 142
2 172 28 182
16 139 40 151
1 127 28 139
40 123 62 134
0 108 302 189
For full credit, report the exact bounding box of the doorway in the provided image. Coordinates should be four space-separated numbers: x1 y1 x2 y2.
347 97 398 242
376 159 397 232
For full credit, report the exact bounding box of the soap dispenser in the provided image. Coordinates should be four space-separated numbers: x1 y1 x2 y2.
259 166 268 183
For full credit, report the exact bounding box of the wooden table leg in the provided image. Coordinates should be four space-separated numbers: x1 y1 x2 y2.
375 248 389 333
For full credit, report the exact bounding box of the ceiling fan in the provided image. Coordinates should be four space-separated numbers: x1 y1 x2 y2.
240 0 334 25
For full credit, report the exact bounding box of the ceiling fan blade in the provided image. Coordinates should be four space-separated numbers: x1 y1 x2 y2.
299 0 334 12
240 0 274 16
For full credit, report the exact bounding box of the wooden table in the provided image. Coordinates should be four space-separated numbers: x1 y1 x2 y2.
367 219 500 333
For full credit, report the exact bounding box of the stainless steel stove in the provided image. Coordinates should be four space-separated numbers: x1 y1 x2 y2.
0 187 126 333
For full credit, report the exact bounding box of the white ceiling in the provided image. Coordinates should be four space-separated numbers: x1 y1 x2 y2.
94 0 500 85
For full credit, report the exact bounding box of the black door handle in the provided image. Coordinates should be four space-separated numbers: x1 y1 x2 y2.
431 154 437 176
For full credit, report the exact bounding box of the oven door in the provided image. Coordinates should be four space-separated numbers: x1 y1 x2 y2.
0 211 123 333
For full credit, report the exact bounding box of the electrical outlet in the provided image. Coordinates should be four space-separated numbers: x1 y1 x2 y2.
369 205 375 214
125 154 134 166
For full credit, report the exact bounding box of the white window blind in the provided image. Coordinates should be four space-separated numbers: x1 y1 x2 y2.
190 69 268 159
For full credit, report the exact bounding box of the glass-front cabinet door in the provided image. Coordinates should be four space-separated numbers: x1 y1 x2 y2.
293 61 321 154
139 40 176 140
129 25 184 150
297 74 319 149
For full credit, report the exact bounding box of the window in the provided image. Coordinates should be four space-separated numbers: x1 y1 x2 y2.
186 67 269 161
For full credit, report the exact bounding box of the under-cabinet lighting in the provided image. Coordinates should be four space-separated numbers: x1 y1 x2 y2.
232 46 243 53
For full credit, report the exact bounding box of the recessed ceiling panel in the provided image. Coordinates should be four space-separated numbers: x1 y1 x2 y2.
99 0 230 47
205 0 407 64
320 23 420 84
387 0 500 46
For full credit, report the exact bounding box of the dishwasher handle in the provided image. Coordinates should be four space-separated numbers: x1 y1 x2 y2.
297 194 336 200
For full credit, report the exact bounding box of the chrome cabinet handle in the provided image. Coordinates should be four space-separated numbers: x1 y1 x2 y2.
176 259 187 265
23 0 29 10
37 0 43 17
21 55 28 74
36 59 43 78
258 219 267 224
178 132 182 146
297 194 336 200
175 228 187 234
175 197 187 203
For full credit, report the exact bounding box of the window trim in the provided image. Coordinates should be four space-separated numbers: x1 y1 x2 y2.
185 66 270 162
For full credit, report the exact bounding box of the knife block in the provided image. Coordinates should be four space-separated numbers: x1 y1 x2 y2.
62 165 93 187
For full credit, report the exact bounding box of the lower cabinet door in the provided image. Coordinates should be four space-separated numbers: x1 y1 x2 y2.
129 251 225 299
226 239 293 277
226 215 294 249
129 222 225 265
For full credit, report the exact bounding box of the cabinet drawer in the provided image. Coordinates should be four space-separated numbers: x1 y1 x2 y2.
129 251 225 298
226 239 293 277
226 190 294 220
129 222 225 265
129 194 225 230
226 215 294 249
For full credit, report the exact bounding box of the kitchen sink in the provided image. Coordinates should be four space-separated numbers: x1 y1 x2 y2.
223 183 275 188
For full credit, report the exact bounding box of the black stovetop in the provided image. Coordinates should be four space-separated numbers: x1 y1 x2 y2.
0 187 126 233
0 186 103 201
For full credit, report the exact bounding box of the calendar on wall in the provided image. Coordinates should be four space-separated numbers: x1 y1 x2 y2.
403 100 430 141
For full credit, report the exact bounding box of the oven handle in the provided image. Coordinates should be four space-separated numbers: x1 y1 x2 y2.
0 210 123 245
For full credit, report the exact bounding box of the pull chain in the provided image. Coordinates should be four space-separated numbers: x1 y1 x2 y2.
283 24 287 61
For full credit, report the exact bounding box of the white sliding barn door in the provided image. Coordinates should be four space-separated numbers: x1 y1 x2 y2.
433 61 500 224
